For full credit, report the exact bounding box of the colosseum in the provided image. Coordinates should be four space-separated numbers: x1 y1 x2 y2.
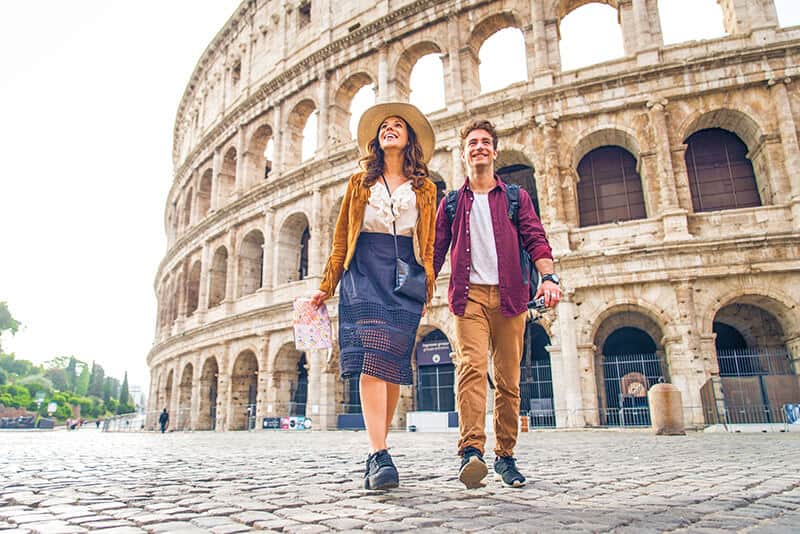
147 0 800 432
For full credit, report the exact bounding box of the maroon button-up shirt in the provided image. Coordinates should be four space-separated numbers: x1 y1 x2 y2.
433 176 553 317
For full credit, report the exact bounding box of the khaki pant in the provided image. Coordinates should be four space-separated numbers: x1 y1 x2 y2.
454 285 526 458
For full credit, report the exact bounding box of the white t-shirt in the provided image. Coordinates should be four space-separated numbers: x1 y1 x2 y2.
361 180 418 236
469 193 499 285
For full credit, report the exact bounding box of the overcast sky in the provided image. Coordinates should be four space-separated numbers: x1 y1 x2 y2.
1 1 798 392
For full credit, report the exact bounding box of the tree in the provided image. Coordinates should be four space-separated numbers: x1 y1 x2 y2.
102 376 119 402
119 371 130 406
44 367 69 391
75 364 90 396
88 361 105 398
0 354 36 378
0 301 21 353
65 357 78 392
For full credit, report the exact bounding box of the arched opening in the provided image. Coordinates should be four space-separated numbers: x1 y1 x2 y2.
182 189 193 230
415 329 454 412
497 159 540 218
177 363 193 431
712 302 799 423
218 147 237 206
273 344 307 417
229 350 259 431
247 123 273 184
208 246 228 307
277 213 310 284
349 84 376 140
658 0 726 45
163 370 174 419
332 73 375 143
429 171 446 207
338 375 364 429
684 128 761 213
594 309 668 427
479 28 527 93
410 54 445 113
520 323 554 428
559 3 624 71
776 0 800 28
237 230 265 297
197 357 219 430
286 99 317 167
186 261 201 316
577 146 646 226
197 170 212 217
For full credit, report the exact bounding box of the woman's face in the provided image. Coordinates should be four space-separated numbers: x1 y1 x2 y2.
377 116 409 153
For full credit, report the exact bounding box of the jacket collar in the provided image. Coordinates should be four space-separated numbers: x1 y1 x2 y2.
460 174 506 194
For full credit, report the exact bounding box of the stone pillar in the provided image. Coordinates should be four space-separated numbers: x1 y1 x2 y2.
667 279 706 427
544 19 561 73
786 336 800 375
318 369 337 430
271 104 283 177
769 79 800 229
377 45 389 102
450 145 463 189
197 243 210 321
458 45 480 100
262 207 275 291
309 188 323 278
577 344 600 426
538 119 570 254
217 363 230 432
719 0 779 42
190 358 201 431
224 229 236 308
552 297 585 428
443 14 465 110
530 0 553 89
317 72 329 157
629 0 662 65
648 99 691 241
256 340 270 430
211 148 222 211
235 127 247 193
618 0 637 57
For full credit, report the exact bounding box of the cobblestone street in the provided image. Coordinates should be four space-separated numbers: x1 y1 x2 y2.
1 429 799 533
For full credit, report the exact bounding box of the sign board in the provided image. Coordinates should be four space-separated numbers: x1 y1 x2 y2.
47 402 57 414
417 340 452 366
785 404 800 425
262 417 281 429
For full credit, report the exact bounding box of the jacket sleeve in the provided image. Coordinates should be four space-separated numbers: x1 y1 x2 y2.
433 194 452 277
518 188 553 262
319 176 356 298
424 185 437 304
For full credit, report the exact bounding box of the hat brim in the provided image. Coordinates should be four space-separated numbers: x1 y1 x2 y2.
356 102 436 164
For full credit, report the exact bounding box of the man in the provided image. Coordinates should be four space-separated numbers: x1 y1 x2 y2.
433 119 561 489
159 408 169 434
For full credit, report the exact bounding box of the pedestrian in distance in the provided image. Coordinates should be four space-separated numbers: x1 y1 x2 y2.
433 119 562 489
310 102 437 491
159 408 169 433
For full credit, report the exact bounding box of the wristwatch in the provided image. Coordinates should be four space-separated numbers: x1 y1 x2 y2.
541 273 560 285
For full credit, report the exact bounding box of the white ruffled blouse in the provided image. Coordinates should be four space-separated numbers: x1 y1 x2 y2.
361 180 418 237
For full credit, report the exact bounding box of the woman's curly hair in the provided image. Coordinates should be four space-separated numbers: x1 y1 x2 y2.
358 117 429 189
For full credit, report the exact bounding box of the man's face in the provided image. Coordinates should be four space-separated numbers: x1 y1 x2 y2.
462 128 497 171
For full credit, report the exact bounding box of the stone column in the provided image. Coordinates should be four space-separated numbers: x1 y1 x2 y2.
309 188 323 278
450 145 463 189
235 126 247 194
197 243 210 321
443 14 465 110
317 72 330 157
667 279 706 427
719 0 779 42
648 99 691 241
551 297 585 428
786 336 800 375
271 104 283 177
530 0 553 89
190 358 202 431
577 344 600 426
262 207 275 290
769 79 800 229
539 119 570 254
255 337 270 429
629 0 662 65
377 45 389 102
211 148 222 211
224 229 237 309
458 45 480 101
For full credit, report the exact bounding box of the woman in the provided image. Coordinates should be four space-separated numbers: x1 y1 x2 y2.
310 102 437 490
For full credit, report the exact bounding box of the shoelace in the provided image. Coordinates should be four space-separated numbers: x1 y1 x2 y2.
373 450 395 469
499 457 518 472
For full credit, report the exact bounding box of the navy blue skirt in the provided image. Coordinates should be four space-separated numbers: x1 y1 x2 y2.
339 232 423 385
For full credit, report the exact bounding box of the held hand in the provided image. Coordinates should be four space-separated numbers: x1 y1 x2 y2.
309 290 328 309
534 280 562 308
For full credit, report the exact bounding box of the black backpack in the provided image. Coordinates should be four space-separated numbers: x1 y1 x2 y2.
444 185 542 309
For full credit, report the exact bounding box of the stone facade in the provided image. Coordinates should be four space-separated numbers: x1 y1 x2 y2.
147 0 800 431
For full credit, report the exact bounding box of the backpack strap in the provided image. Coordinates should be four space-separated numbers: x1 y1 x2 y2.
445 190 459 225
506 183 520 226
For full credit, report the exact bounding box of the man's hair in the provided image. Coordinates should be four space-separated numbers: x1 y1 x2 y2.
460 119 498 150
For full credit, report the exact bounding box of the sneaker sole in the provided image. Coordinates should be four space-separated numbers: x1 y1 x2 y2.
366 467 399 491
459 457 488 489
494 473 527 488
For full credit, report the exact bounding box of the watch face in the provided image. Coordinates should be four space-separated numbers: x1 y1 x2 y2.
544 273 559 284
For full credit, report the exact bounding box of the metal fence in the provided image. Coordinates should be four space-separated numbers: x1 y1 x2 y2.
601 352 665 427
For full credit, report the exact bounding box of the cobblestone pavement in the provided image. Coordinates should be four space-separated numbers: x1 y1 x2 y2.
1 429 799 533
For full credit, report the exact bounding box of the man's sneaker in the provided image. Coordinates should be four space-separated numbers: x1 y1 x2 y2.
494 456 526 487
363 449 399 490
458 446 488 489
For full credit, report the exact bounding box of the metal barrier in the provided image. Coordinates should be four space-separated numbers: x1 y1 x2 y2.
102 413 146 432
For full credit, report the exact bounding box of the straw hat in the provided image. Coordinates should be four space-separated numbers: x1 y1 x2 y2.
356 102 435 163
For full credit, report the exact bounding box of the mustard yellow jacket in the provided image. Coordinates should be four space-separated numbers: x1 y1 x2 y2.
319 172 438 304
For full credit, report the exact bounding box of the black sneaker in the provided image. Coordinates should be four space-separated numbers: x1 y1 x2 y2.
363 449 399 490
458 446 488 489
494 456 526 487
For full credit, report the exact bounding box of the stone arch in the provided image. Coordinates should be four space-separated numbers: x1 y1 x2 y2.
332 72 375 144
467 11 525 54
197 356 219 430
496 148 540 217
218 146 237 206
558 2 624 71
163 369 174 418
701 290 800 342
590 302 672 351
276 212 310 284
680 108 763 153
237 229 265 297
571 126 642 168
208 246 228 307
285 98 317 167
271 342 307 417
246 122 273 185
186 260 201 316
182 188 193 230
394 41 444 101
229 350 259 431
177 362 194 430
546 0 620 21
197 169 212 218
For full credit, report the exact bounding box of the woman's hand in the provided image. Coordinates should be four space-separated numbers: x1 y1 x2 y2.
309 290 328 309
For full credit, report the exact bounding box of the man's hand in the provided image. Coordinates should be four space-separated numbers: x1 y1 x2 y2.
534 280 562 308
309 290 328 309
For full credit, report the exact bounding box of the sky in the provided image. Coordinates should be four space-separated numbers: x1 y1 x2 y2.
1 0 799 393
